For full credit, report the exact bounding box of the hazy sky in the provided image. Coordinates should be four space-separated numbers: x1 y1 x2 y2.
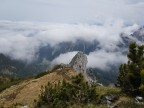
0 0 144 24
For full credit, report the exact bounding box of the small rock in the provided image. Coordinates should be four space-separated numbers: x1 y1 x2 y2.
135 96 143 103
136 96 143 100
20 105 28 108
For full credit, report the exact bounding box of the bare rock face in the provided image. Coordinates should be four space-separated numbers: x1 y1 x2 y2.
69 51 87 74
69 52 96 83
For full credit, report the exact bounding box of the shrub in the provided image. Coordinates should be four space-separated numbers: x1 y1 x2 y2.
36 73 98 108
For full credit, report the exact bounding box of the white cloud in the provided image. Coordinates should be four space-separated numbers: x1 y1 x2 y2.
0 20 140 66
51 51 78 65
51 50 127 71
87 50 127 70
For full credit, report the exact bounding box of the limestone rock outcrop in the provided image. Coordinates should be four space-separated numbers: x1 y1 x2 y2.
69 51 94 82
69 51 87 74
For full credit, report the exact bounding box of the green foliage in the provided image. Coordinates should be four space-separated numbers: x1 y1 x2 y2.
140 70 144 94
70 104 108 108
139 84 144 95
36 73 98 108
96 86 121 96
140 70 144 83
35 64 65 79
117 42 144 94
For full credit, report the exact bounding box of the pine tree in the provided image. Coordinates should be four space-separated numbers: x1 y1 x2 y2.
117 42 144 94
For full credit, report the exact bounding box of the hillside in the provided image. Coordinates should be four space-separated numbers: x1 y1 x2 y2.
0 66 77 108
0 44 144 108
1 66 144 108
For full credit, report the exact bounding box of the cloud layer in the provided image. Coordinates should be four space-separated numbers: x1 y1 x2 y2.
0 19 142 71
0 20 142 69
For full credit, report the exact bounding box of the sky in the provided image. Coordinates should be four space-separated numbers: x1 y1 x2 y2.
0 0 144 24
0 0 144 70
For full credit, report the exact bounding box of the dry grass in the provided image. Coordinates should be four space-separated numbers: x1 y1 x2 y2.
96 86 121 96
70 104 108 108
0 68 139 108
0 67 77 108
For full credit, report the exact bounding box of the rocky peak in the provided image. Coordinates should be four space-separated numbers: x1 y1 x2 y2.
69 52 87 74
69 51 90 81
69 52 96 82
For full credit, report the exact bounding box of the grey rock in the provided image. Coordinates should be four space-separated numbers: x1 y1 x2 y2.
20 106 28 108
105 94 118 106
135 96 143 103
69 51 94 81
69 51 87 74
86 68 97 82
136 96 143 100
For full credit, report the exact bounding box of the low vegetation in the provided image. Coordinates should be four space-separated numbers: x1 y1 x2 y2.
35 64 62 79
35 71 49 79
36 73 98 108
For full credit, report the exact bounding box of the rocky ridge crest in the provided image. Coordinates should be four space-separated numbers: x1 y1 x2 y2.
69 51 94 82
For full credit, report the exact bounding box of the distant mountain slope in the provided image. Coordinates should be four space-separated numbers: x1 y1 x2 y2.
0 54 49 77
0 54 24 76
38 40 99 61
